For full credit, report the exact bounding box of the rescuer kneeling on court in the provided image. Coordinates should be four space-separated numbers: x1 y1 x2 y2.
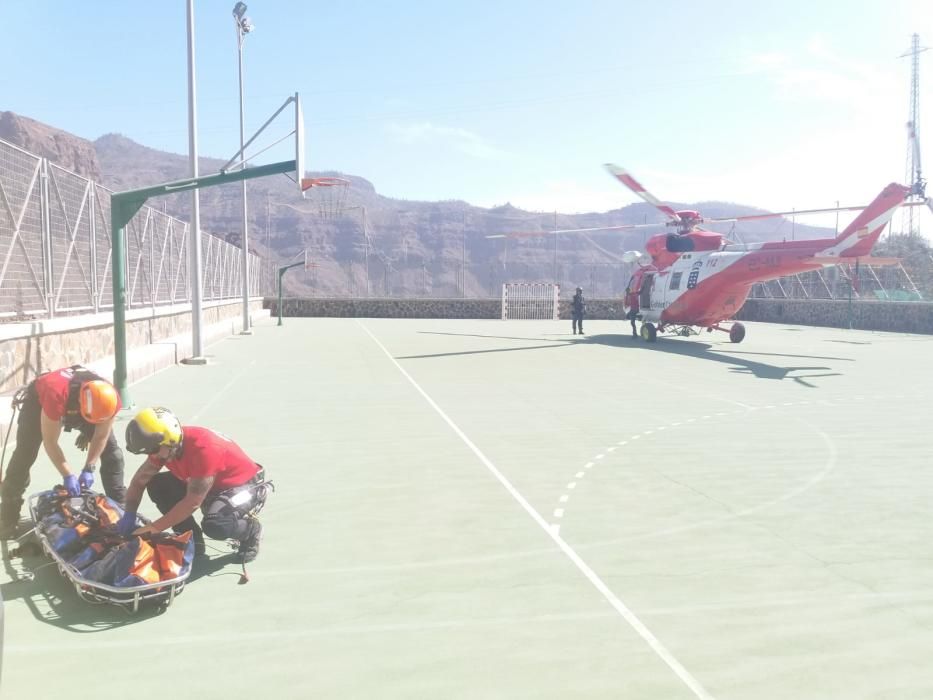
120 407 269 562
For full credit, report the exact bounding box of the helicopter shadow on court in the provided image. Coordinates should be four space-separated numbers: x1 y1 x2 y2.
408 330 848 387
579 334 848 387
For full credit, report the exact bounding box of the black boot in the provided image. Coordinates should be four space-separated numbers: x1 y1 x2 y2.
237 518 262 563
0 520 18 540
0 499 23 540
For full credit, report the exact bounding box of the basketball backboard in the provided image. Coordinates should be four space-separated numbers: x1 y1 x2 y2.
295 92 307 198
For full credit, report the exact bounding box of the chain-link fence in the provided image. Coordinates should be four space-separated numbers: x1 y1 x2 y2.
749 263 924 302
0 138 274 320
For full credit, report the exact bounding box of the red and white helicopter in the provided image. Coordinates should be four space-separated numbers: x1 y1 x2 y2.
498 165 925 343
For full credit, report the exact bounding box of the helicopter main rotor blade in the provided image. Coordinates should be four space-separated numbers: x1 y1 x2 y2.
485 222 661 239
706 204 868 223
604 164 682 221
706 199 927 224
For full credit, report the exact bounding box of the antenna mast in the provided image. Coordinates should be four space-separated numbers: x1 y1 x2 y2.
901 33 929 236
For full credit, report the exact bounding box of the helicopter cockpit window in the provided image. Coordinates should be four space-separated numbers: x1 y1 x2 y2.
669 272 682 290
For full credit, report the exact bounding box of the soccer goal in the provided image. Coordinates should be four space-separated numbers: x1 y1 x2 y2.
501 283 560 320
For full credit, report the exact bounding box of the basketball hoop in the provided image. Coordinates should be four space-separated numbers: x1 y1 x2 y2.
300 177 350 219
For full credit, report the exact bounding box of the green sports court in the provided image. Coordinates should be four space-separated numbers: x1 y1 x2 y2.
2 317 932 699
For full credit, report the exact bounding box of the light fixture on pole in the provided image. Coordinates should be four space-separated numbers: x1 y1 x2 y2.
234 1 254 334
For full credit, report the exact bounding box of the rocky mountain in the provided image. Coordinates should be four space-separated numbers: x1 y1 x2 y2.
2 111 837 298
0 111 101 181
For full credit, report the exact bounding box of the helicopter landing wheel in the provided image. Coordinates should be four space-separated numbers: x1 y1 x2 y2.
640 322 657 343
729 322 746 343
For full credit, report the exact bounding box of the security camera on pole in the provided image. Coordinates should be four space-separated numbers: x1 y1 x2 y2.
234 2 254 334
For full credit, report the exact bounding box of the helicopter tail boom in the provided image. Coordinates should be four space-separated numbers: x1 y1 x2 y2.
821 183 910 258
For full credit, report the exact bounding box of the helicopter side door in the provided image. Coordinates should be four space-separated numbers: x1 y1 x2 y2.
639 273 655 310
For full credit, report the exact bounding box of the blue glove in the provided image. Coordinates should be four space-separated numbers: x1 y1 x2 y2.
63 474 81 497
117 511 137 537
78 468 95 491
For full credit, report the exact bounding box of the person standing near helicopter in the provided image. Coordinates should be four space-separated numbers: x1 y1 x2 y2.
625 285 639 337
571 287 586 335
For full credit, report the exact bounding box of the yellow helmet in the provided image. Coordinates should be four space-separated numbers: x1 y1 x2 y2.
125 407 183 455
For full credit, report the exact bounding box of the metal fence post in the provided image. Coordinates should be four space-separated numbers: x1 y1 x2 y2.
39 158 54 318
89 185 99 313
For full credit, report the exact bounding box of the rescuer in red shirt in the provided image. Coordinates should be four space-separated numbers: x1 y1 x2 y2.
0 365 125 539
120 407 268 562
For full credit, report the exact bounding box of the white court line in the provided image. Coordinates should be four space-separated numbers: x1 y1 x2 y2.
576 471 586 477
358 321 715 700
584 462 594 469
554 508 565 518
567 482 577 489
560 495 569 503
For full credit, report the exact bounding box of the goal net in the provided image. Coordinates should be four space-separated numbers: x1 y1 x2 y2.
501 283 559 320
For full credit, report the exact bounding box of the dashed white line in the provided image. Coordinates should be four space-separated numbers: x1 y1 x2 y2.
361 325 714 690
607 446 617 452
576 471 586 477
559 495 569 503
567 482 577 490
595 454 605 460
584 462 594 469
553 508 565 518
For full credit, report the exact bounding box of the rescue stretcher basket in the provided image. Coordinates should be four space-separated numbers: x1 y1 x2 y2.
27 491 192 614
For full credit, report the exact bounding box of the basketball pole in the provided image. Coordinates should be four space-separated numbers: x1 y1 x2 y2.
110 160 296 406
276 260 305 326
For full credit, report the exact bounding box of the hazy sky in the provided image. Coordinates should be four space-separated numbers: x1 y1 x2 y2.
4 0 933 234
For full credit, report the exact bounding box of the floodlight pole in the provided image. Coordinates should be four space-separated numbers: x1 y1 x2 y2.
187 0 206 367
234 3 253 335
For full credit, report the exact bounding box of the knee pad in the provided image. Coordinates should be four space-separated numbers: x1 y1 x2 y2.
201 511 239 540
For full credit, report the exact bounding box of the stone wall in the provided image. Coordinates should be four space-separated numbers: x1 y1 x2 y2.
736 299 933 334
267 296 933 335
267 297 502 319
266 297 631 320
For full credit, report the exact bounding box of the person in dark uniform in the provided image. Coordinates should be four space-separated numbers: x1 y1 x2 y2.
571 287 586 335
625 286 639 337
121 407 268 562
0 365 125 539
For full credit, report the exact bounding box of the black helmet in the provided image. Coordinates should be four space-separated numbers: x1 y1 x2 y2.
575 287 583 293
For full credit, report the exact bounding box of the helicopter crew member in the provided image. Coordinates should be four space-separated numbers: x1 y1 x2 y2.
571 287 586 335
0 365 125 539
625 285 640 337
120 407 266 562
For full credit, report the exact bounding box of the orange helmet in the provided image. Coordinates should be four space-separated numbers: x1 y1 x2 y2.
79 380 119 423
